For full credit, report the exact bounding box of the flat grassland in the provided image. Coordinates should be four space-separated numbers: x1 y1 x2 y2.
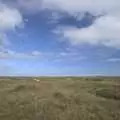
0 77 119 120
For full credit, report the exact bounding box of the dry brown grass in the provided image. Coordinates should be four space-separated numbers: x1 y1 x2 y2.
0 77 119 120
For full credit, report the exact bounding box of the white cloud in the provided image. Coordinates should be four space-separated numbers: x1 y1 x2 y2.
0 4 23 31
0 2 23 48
54 15 120 48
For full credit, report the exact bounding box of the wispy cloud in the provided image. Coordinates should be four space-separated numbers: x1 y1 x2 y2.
107 58 120 62
0 50 42 59
53 51 87 63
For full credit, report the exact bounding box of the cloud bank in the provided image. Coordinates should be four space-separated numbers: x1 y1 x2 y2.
1 0 120 49
10 0 119 16
43 0 120 48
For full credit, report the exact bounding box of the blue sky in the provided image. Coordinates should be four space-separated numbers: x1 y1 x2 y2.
0 0 120 76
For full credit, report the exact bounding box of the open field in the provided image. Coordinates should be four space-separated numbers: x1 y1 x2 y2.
0 77 119 120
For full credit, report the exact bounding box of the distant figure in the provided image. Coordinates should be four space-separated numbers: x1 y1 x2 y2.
34 79 40 82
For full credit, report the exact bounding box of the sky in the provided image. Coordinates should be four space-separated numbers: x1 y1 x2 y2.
0 0 120 76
